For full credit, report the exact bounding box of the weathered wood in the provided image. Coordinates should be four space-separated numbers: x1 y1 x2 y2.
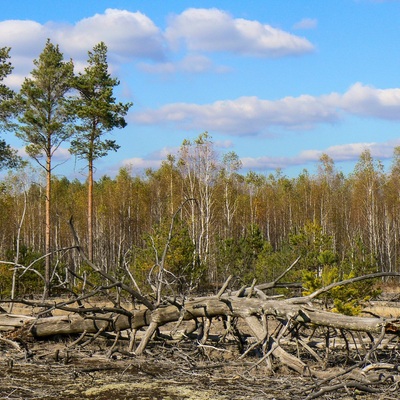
2 296 399 339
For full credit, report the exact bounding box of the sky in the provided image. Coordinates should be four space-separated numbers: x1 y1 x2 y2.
1 0 400 180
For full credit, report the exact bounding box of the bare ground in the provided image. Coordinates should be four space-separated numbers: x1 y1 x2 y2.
3 330 399 400
1 335 309 400
1 299 399 399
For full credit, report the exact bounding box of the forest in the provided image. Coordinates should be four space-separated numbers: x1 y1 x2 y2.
1 41 400 399
2 140 400 302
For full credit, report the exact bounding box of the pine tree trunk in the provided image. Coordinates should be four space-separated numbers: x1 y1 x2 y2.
88 157 94 262
44 153 51 298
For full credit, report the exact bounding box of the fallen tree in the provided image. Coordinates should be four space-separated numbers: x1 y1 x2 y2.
1 267 400 398
1 222 400 398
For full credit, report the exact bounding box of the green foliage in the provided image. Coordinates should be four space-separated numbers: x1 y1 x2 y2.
69 42 132 163
255 243 299 286
1 245 46 297
291 222 380 315
0 47 21 169
290 222 335 272
129 219 202 295
302 245 380 316
17 39 74 162
72 263 105 292
215 224 277 286
302 268 364 316
0 263 13 297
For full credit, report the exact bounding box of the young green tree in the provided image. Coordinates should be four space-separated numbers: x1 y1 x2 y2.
16 39 74 297
0 47 20 170
70 42 132 262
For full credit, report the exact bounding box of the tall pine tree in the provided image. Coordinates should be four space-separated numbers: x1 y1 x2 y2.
17 39 74 297
70 42 132 261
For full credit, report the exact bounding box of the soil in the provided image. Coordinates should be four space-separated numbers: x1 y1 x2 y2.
0 337 304 400
1 298 399 400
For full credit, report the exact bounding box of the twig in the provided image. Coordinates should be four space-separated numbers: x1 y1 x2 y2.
80 327 106 347
0 334 22 351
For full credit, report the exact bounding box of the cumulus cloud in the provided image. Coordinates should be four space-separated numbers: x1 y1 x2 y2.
1 7 315 87
166 8 314 57
0 20 48 56
0 20 50 86
337 82 400 120
122 157 162 170
132 83 400 136
57 9 166 61
241 155 296 171
0 9 166 88
305 139 400 162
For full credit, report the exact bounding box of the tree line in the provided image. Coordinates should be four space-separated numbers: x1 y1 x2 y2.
1 41 399 300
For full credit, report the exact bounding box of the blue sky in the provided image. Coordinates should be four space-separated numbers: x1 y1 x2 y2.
1 0 400 179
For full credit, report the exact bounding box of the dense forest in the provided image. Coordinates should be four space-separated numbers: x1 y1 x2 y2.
2 137 400 299
1 41 400 300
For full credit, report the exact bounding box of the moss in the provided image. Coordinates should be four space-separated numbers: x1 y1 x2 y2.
83 380 227 399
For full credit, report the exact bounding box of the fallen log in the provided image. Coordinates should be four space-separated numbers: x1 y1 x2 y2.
2 296 399 340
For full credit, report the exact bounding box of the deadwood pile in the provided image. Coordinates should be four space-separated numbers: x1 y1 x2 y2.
1 252 400 399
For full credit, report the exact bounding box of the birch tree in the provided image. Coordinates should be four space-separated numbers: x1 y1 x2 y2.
178 133 218 281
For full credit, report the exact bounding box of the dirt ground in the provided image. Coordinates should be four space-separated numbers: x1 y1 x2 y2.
1 337 308 400
3 330 397 400
1 298 399 400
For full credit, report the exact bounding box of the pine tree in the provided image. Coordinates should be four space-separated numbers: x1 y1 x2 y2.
70 42 132 262
16 39 74 297
0 47 20 169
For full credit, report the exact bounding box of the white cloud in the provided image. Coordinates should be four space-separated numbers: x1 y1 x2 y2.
0 9 166 88
300 143 377 162
337 82 400 120
122 157 161 170
166 8 314 57
241 155 295 170
293 18 318 30
57 9 166 61
121 146 179 171
132 83 400 136
138 54 231 74
304 139 400 162
241 139 400 172
0 20 48 56
1 7 315 88
132 95 339 135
